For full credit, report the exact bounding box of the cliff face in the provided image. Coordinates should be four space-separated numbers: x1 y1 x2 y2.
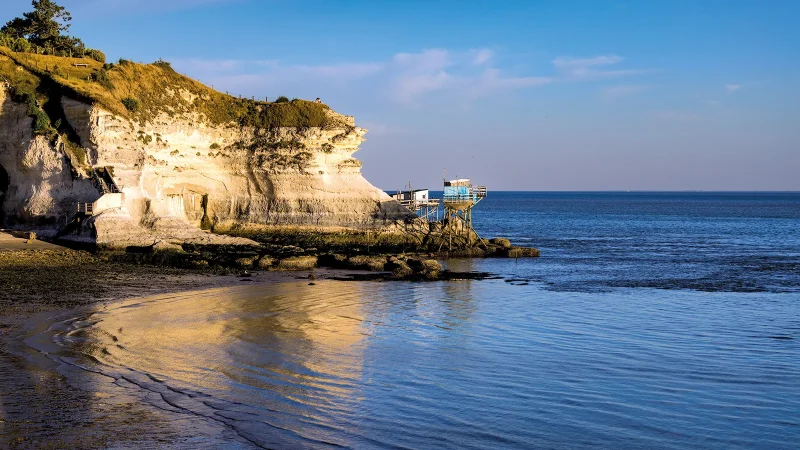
0 83 411 246
0 88 99 225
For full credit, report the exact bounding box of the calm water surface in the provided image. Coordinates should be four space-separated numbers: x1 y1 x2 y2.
37 193 800 448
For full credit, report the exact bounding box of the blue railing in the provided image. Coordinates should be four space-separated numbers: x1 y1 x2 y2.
443 186 487 203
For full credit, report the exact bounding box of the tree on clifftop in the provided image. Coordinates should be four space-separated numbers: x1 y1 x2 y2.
2 0 83 52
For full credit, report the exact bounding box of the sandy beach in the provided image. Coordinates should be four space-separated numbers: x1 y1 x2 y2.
0 231 329 448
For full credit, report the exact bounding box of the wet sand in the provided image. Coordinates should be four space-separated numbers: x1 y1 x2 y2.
0 233 332 448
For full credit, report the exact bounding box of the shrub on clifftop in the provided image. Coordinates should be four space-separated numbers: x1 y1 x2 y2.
85 48 105 63
2 0 86 57
122 97 140 112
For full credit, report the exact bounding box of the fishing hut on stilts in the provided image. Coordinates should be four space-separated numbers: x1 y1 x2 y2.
441 178 487 250
391 183 441 222
392 175 488 252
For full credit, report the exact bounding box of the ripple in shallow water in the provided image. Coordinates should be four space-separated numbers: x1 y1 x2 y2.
30 279 800 449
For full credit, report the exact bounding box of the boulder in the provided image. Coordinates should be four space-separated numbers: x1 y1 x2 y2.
489 237 512 249
256 256 276 269
235 256 257 268
318 253 348 268
278 256 318 271
505 246 540 258
385 258 413 278
346 255 387 271
408 258 442 278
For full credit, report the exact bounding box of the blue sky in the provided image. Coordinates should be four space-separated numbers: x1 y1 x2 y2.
3 0 798 190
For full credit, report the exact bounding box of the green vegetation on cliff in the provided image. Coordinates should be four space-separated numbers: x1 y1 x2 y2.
0 47 337 129
0 2 339 132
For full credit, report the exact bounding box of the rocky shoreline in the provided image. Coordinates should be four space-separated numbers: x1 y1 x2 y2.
105 225 541 281
0 227 538 312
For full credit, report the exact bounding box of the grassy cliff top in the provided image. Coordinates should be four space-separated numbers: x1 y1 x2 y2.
0 46 340 129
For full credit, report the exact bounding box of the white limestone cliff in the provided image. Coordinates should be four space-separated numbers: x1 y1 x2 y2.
0 86 412 247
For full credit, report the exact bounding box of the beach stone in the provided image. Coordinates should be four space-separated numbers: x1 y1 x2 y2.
235 256 257 268
317 253 347 268
392 265 414 279
408 259 442 278
278 256 318 271
505 246 540 258
448 247 488 257
256 256 276 269
489 238 512 249
190 259 210 269
386 259 413 278
346 255 387 271
521 247 540 257
420 259 442 273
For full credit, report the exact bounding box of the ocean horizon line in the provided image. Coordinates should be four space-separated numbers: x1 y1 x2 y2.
382 189 800 194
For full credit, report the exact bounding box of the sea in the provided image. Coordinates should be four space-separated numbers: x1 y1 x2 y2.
25 192 800 448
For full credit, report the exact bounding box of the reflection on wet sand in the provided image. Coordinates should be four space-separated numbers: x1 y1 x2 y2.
1 331 245 448
16 277 485 448
77 281 370 447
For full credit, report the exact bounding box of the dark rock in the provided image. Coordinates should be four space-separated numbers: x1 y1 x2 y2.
489 237 512 249
235 257 257 268
504 246 540 258
317 253 348 268
407 258 442 279
346 255 388 271
256 256 275 269
386 259 413 278
278 256 318 270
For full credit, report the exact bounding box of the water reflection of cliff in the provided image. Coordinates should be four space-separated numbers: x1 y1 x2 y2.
85 281 369 443
72 277 482 447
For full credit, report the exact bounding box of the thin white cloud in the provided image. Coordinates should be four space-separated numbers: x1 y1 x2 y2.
294 63 385 79
393 49 452 73
387 49 555 102
169 49 651 106
726 84 742 92
469 68 552 94
471 49 494 66
553 55 624 69
392 71 451 102
388 49 453 102
553 54 651 80
651 111 705 121
602 84 656 99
